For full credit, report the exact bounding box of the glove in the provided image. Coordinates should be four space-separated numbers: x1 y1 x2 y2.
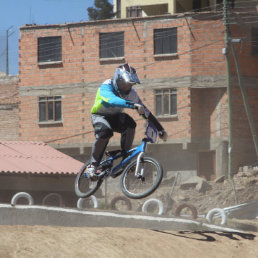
134 103 145 115
159 130 168 142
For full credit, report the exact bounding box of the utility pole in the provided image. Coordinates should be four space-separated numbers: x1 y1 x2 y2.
231 42 258 160
6 26 14 75
223 0 233 179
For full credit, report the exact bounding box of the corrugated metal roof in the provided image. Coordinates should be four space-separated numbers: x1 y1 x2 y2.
0 141 83 175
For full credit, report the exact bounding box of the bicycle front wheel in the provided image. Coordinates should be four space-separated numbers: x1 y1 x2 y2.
75 163 103 198
121 156 163 199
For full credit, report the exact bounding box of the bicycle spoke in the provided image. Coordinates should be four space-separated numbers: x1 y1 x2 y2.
121 157 163 199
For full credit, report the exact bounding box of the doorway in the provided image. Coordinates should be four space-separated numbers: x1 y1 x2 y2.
198 151 216 181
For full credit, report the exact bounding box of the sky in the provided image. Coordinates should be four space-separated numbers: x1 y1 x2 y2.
0 0 110 75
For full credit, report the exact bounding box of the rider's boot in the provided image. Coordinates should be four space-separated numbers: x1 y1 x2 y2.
85 164 101 181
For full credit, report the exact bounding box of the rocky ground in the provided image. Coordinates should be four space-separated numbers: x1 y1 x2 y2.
160 169 258 216
104 168 258 219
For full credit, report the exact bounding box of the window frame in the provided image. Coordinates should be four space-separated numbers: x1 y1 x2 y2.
153 27 178 57
38 96 62 124
155 89 177 117
99 31 124 60
38 36 62 65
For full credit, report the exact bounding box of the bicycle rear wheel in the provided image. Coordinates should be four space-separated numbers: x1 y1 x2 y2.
75 163 103 198
121 156 163 199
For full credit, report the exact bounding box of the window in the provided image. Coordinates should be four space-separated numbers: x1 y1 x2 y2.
126 6 142 17
99 32 124 59
39 96 62 122
155 89 177 116
252 27 258 56
38 36 62 63
193 0 202 11
154 27 177 55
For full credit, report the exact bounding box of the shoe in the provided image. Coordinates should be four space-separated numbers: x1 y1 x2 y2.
85 165 98 180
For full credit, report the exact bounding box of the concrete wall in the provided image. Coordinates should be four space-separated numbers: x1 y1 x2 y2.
0 204 236 231
0 174 77 208
114 0 258 17
114 0 175 17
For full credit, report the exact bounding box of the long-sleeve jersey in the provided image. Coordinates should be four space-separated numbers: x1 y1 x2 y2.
91 79 149 116
91 79 164 132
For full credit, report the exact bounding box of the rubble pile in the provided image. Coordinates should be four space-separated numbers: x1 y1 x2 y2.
155 169 258 216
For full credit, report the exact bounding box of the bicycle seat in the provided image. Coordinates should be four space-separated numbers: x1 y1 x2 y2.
105 149 121 157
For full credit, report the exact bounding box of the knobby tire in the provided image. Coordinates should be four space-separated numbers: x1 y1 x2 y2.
121 156 163 199
75 163 103 198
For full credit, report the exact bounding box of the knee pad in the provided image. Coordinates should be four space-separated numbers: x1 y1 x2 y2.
94 122 113 139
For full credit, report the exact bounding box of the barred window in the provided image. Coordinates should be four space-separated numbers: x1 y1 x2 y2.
38 36 62 63
126 6 142 17
99 32 124 59
155 89 177 116
39 96 62 122
252 27 258 56
154 28 177 55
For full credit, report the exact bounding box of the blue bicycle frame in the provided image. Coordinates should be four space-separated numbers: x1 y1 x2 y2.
95 122 158 179
98 139 148 178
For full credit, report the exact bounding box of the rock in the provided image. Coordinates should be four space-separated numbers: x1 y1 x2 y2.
179 182 197 190
174 195 189 202
251 170 258 176
180 176 211 193
215 175 225 183
196 180 212 193
243 166 249 172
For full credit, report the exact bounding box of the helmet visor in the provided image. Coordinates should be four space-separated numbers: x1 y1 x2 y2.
120 68 140 84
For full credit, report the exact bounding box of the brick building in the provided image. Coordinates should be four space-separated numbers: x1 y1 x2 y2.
0 74 19 141
18 11 258 180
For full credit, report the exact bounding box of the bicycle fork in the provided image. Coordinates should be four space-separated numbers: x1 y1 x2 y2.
135 152 145 179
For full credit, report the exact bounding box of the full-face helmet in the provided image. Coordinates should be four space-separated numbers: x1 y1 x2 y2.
113 63 140 95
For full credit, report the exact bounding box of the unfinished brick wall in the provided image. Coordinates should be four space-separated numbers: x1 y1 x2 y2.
18 15 223 145
19 18 193 86
18 16 195 144
18 13 258 150
0 76 19 140
191 19 226 76
191 88 228 141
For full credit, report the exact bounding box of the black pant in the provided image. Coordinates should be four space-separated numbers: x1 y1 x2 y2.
90 113 136 166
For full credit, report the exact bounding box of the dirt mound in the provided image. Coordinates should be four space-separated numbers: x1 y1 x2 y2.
0 225 257 258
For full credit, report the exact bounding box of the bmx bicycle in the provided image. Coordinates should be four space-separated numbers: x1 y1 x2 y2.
75 122 163 199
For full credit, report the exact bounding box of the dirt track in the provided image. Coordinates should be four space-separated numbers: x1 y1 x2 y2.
0 225 257 258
